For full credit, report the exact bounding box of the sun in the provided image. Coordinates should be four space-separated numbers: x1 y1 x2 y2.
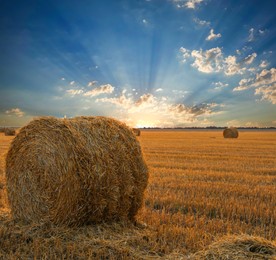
134 119 157 128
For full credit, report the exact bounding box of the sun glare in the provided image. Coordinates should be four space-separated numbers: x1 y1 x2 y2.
135 119 157 128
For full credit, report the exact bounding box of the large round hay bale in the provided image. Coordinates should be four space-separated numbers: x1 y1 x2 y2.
4 128 16 136
191 234 276 259
223 127 239 138
5 116 148 226
133 128 141 136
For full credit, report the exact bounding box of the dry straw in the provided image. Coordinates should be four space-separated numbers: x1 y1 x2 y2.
5 116 148 226
132 128 141 136
191 234 276 260
223 127 239 138
4 128 16 136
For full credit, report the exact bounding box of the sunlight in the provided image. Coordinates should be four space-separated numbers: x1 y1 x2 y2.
134 119 158 128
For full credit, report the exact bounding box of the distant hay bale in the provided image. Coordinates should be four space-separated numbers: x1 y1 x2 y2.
0 127 6 133
133 128 141 136
192 234 276 260
223 127 239 138
4 128 16 136
5 116 148 226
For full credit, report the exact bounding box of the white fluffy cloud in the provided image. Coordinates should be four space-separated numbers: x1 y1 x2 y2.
255 83 276 104
194 17 210 26
206 29 221 41
233 68 276 104
233 78 254 91
173 0 204 9
83 84 114 97
190 47 224 73
5 108 25 117
179 47 191 62
243 53 257 65
224 55 242 75
259 60 269 68
180 47 257 75
252 68 276 87
185 0 203 9
66 82 114 98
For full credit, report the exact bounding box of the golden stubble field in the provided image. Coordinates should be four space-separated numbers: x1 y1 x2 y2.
0 130 276 259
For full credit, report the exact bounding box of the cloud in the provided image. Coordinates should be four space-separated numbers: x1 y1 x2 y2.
135 93 155 106
66 89 84 96
170 103 219 117
252 68 276 87
180 47 257 75
5 108 25 117
233 68 276 104
96 91 133 108
173 0 204 9
233 78 254 91
255 83 276 104
223 53 256 75
142 19 148 25
259 60 269 68
88 81 97 87
179 47 191 62
83 84 114 97
224 55 242 75
213 81 229 90
156 88 163 92
96 91 222 127
185 0 203 9
190 47 223 73
194 17 210 26
248 28 254 42
206 29 221 41
70 81 75 85
243 53 257 65
248 27 268 42
66 81 115 98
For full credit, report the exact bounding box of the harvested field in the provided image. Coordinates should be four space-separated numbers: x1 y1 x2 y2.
0 130 276 259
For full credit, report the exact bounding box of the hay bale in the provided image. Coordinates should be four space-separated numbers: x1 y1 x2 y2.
191 234 276 260
4 128 16 136
5 116 148 226
133 128 141 136
223 127 239 138
0 127 6 133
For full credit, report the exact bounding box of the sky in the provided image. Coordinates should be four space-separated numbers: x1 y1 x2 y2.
0 0 275 128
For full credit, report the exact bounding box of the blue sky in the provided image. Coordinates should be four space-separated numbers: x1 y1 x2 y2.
1 0 275 127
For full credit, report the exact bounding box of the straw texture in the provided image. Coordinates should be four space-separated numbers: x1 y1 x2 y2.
5 116 148 226
133 128 141 136
223 127 239 138
191 234 276 260
4 128 16 136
